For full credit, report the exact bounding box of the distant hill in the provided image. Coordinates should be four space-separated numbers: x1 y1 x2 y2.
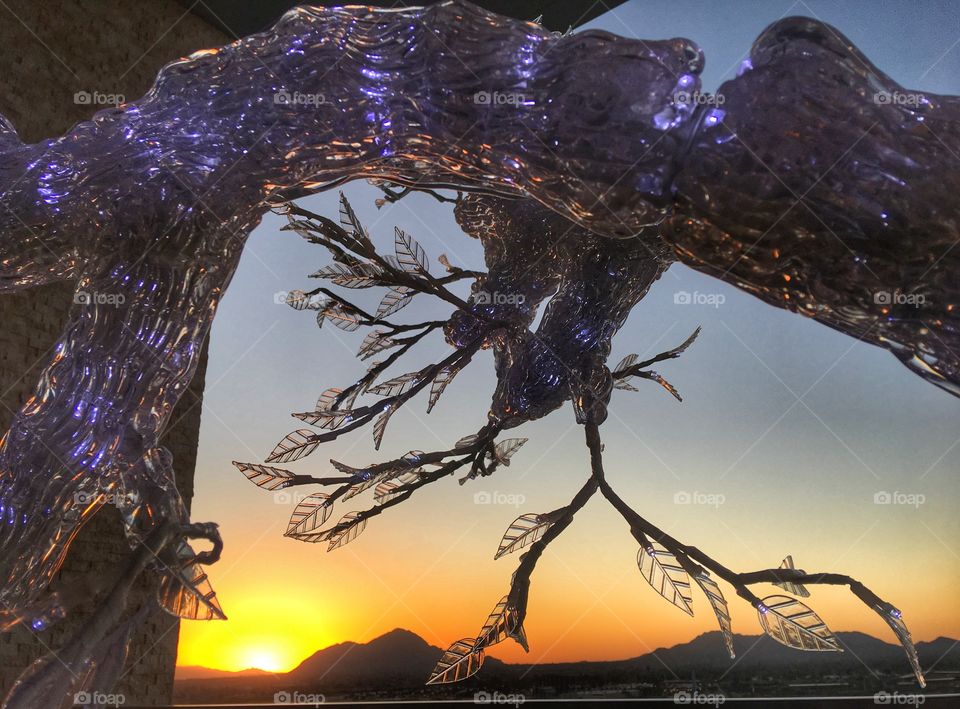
502 630 958 682
175 666 271 680
174 628 960 704
286 628 506 687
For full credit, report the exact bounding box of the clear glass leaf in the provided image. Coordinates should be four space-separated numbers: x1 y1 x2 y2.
324 305 363 331
372 405 396 450
368 371 422 397
692 571 735 659
637 543 694 616
427 365 460 413
495 513 552 560
374 482 403 504
326 512 367 551
311 262 383 288
394 226 430 274
757 594 841 652
376 286 414 318
266 429 319 463
455 434 479 449
316 387 343 412
285 289 311 310
875 603 926 688
330 459 363 475
426 638 484 685
641 370 682 401
285 493 332 538
492 438 528 466
393 470 423 487
773 555 810 598
358 330 398 360
476 595 526 651
613 353 638 375
338 192 371 246
292 409 350 429
232 461 296 491
158 542 226 621
343 470 395 500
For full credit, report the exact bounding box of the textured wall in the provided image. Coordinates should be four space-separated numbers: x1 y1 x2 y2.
0 2 225 705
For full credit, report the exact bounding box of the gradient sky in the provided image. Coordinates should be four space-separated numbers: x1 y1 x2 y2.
176 0 960 676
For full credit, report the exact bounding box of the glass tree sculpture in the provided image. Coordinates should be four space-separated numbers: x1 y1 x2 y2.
0 2 955 705
238 190 928 688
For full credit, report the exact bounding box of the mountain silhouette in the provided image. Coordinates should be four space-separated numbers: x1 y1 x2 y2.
175 666 270 680
174 628 960 704
286 628 505 687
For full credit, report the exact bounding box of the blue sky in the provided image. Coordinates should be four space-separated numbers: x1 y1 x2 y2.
180 0 960 670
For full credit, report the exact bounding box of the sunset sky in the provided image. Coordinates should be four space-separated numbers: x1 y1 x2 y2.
176 0 960 677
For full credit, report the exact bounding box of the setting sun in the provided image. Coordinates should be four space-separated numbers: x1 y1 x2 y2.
243 650 284 673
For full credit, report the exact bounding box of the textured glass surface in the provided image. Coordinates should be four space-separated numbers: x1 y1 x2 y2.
447 195 671 425
668 17 959 396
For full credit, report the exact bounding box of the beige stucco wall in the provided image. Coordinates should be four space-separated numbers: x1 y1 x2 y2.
0 2 226 704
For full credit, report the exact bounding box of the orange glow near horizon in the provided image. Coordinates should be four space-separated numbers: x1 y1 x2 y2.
178 581 960 674
176 495 960 673
176 589 340 673
243 650 285 673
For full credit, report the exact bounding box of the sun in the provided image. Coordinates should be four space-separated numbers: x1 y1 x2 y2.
243 649 284 673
